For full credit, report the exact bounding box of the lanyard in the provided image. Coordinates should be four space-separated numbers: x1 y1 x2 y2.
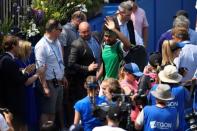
44 38 63 69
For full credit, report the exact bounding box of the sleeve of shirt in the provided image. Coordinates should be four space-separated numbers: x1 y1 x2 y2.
0 114 9 131
184 87 191 103
59 28 69 47
193 68 197 78
135 109 144 126
74 101 82 114
142 11 149 27
174 51 183 69
134 30 144 46
147 84 157 105
34 43 47 68
68 41 89 72
119 42 129 57
92 127 99 131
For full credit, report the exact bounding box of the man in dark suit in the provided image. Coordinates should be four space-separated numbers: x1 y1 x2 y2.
0 35 44 130
112 1 147 70
67 21 101 122
113 1 136 46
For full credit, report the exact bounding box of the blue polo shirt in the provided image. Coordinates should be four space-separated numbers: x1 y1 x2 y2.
74 96 106 131
148 84 190 131
142 105 177 131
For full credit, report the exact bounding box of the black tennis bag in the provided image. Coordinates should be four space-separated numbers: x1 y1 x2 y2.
124 45 147 71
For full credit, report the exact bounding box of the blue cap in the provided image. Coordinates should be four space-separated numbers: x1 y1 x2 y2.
176 42 185 48
124 63 143 77
86 82 98 89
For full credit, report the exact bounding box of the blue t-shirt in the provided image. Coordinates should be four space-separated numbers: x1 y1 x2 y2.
143 105 177 131
74 96 106 131
148 84 190 131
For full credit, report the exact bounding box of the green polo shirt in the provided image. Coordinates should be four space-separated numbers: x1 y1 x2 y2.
102 40 123 79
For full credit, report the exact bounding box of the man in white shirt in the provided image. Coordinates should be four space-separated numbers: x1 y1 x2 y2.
35 19 67 129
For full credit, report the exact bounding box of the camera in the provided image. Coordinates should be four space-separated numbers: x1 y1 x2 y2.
185 108 197 131
92 93 134 130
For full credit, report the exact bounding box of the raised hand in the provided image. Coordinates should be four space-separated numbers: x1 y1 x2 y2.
105 16 116 31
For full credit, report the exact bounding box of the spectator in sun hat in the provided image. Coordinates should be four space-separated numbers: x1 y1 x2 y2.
148 65 191 131
93 105 126 131
135 84 178 131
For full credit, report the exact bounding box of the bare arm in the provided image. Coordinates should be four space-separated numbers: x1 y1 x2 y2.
96 63 104 80
105 17 131 51
74 110 81 125
25 65 46 86
142 27 148 48
3 112 14 131
135 109 144 130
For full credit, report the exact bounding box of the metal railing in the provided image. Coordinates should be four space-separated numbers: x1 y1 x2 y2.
0 0 31 27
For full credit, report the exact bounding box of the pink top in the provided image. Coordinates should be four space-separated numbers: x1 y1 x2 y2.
131 7 149 37
120 79 140 122
120 79 138 94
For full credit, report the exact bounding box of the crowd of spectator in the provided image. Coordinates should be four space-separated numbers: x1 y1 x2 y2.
0 0 197 131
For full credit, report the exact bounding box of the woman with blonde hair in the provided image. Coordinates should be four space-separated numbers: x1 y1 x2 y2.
15 40 40 131
161 39 184 67
17 40 32 61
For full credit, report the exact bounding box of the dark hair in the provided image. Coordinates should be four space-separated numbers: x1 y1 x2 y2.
119 1 132 12
149 52 162 68
84 76 99 90
2 35 19 51
71 11 87 21
45 19 62 32
107 105 122 122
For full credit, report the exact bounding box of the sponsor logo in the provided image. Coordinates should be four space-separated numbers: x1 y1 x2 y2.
167 101 178 107
150 121 172 129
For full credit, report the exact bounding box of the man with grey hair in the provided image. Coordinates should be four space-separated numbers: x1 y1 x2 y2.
157 10 197 52
113 1 136 45
111 1 147 71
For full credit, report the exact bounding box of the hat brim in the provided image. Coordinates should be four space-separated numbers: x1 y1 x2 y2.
133 72 143 77
159 70 182 83
151 91 175 101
